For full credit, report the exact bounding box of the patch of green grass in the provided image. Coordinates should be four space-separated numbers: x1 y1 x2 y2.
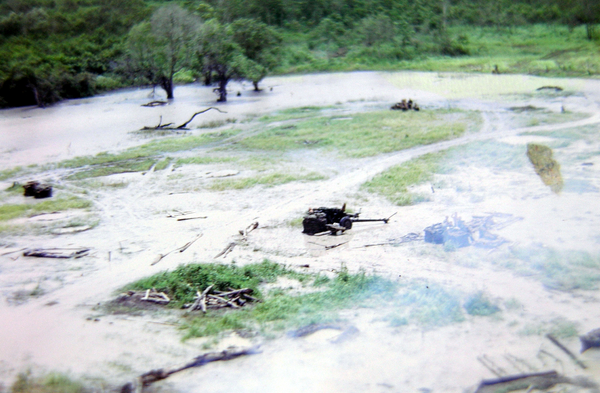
175 156 237 167
519 317 579 339
463 291 501 316
11 371 85 393
209 171 327 191
495 246 600 291
46 130 239 180
66 158 156 180
362 152 444 206
240 109 478 158
0 166 29 182
258 106 334 123
123 261 399 339
197 118 237 128
0 195 92 222
399 282 465 327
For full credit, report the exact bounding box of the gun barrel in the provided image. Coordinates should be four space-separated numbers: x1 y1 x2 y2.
351 218 390 224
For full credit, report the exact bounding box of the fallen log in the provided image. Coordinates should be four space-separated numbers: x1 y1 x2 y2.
141 107 227 131
214 242 236 258
151 234 202 266
546 333 587 369
474 371 566 393
120 346 261 391
23 247 90 259
141 100 168 107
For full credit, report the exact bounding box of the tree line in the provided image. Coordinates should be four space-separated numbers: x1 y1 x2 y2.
1 0 599 108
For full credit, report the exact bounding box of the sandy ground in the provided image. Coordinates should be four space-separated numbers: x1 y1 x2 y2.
1 71 600 392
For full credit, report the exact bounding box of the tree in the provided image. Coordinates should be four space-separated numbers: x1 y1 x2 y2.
229 18 281 90
125 4 200 99
196 20 248 102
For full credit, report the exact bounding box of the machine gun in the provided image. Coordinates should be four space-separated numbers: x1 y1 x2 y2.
302 204 395 235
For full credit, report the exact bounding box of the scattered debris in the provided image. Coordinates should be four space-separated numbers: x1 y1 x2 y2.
546 334 587 369
391 99 420 111
424 213 521 249
141 107 227 130
23 181 53 199
141 100 168 107
23 247 90 259
151 234 202 265
120 346 261 391
580 328 600 353
536 86 564 92
302 204 393 235
215 222 259 258
184 286 258 312
118 289 171 306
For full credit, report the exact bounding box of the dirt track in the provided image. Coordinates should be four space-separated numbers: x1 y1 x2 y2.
1 72 600 392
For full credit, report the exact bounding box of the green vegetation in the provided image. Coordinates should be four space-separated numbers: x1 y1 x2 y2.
239 109 477 158
495 246 600 291
398 282 465 327
44 130 237 180
363 152 444 206
3 0 598 108
123 261 398 338
463 291 501 316
209 171 327 190
11 371 86 393
519 317 579 339
0 195 91 222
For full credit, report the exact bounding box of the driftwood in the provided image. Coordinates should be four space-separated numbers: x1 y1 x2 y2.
239 221 259 238
151 234 202 266
176 216 207 222
214 242 236 258
474 371 566 393
142 107 227 130
141 288 170 304
141 100 168 107
120 346 261 392
546 334 587 369
23 247 90 259
186 286 257 312
308 241 348 250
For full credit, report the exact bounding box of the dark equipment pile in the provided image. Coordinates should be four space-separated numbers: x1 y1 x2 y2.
302 204 392 235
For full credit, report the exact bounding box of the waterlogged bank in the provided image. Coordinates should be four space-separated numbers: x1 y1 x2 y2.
1 71 600 392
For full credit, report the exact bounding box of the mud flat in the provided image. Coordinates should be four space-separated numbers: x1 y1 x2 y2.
1 71 600 392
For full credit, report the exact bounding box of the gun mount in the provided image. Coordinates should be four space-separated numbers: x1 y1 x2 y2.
302 204 395 235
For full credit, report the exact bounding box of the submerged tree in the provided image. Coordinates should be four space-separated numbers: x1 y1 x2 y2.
125 4 200 99
229 18 280 91
196 20 248 102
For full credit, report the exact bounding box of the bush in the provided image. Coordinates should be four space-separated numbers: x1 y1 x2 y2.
463 292 500 316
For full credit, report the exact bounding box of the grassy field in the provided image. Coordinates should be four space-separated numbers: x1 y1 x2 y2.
237 109 480 158
276 24 600 78
115 261 503 339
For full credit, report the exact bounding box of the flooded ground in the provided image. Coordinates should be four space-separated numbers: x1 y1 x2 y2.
1 71 600 392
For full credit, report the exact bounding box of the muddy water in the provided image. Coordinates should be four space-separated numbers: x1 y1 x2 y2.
1 71 600 392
